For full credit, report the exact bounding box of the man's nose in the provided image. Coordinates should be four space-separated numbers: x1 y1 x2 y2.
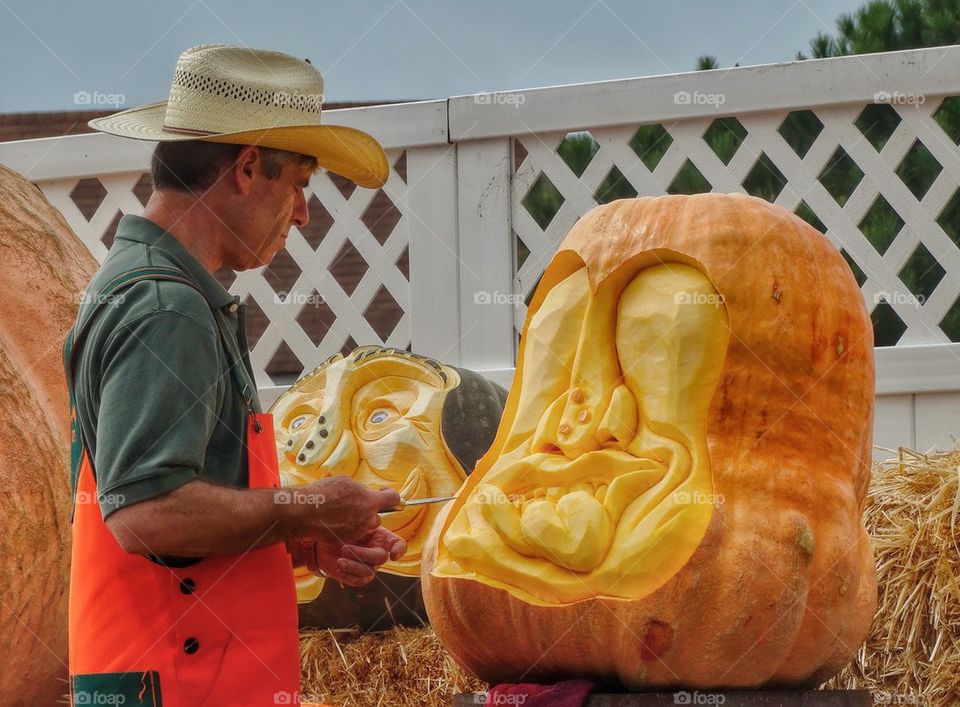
292 188 309 228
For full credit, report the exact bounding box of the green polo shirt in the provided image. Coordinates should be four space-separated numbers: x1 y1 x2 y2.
73 214 260 519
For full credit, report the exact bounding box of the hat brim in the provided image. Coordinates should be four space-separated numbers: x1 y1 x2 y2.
89 101 389 189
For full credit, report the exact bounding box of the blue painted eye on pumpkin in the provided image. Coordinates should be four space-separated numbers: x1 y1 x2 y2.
291 415 308 430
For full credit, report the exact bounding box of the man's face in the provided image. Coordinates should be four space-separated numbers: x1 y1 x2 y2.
226 158 312 270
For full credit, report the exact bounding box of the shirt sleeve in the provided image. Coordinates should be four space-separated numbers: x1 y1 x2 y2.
93 308 224 518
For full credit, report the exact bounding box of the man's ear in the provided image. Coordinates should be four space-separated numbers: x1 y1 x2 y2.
230 144 261 195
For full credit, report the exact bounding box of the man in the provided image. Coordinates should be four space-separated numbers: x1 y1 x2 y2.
65 44 406 707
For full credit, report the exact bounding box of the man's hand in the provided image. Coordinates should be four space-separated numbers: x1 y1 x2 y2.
290 527 407 588
279 476 401 547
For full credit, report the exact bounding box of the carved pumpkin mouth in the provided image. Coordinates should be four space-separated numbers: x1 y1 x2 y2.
436 261 730 605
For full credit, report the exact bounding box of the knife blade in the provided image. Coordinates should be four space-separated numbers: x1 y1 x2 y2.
380 495 457 513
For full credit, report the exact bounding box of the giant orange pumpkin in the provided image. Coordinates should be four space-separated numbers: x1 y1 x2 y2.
0 164 98 705
422 193 876 689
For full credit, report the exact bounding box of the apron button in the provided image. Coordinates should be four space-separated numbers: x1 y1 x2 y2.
184 637 200 654
228 302 239 313
179 578 196 595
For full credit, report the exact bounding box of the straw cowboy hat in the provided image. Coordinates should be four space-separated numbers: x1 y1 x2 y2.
89 44 388 189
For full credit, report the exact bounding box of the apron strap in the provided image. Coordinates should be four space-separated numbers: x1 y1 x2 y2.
64 266 261 519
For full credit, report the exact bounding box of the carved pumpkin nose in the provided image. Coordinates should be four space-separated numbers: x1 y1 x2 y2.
529 279 638 458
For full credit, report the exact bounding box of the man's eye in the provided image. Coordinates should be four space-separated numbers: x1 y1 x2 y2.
291 415 308 430
369 410 390 424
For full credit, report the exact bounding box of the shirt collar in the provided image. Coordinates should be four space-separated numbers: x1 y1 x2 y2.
114 214 237 310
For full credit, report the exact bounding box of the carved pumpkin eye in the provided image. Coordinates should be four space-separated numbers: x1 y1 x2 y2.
369 410 390 425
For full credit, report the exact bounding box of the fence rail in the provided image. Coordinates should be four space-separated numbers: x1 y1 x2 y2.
2 46 959 454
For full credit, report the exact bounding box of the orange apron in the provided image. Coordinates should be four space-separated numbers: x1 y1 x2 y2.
65 267 300 706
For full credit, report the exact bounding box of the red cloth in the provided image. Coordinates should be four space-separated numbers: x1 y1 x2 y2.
485 679 593 706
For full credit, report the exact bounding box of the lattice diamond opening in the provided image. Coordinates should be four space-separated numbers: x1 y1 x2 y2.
396 246 410 281
742 153 787 202
854 103 900 151
896 139 942 200
936 188 960 246
778 110 823 158
629 124 672 171
295 291 337 348
70 178 107 221
100 211 122 249
871 301 907 346
266 340 304 385
513 138 529 172
340 336 359 358
215 268 237 291
516 232 531 271
940 296 960 342
595 166 638 204
328 172 356 201
557 132 599 177
795 200 826 233
262 248 302 300
859 195 904 255
522 173 565 230
300 195 334 249
933 96 960 145
362 189 402 245
899 243 945 303
132 173 153 207
364 286 404 342
330 240 368 297
840 249 867 287
667 160 711 195
818 147 863 206
393 151 408 183
703 117 746 165
243 295 268 350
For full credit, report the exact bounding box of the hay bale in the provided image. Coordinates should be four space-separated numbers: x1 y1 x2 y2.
826 447 960 706
299 626 485 706
300 447 960 705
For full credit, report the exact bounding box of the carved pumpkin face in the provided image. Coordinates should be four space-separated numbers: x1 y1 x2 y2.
273 347 465 583
423 195 876 689
271 345 508 619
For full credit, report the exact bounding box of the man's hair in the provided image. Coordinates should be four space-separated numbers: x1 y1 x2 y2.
151 141 318 193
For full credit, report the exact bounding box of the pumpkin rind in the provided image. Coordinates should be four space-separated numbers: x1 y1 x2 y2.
0 164 98 706
422 194 876 688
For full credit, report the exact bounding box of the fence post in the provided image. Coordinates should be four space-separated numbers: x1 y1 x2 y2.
456 137 516 377
407 143 462 363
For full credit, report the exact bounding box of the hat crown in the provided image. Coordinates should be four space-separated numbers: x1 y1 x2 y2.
162 44 325 135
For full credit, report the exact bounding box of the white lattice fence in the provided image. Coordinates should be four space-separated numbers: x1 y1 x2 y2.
33 154 411 384
510 98 960 345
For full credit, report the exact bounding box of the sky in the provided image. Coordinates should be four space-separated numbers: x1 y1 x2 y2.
0 0 865 113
